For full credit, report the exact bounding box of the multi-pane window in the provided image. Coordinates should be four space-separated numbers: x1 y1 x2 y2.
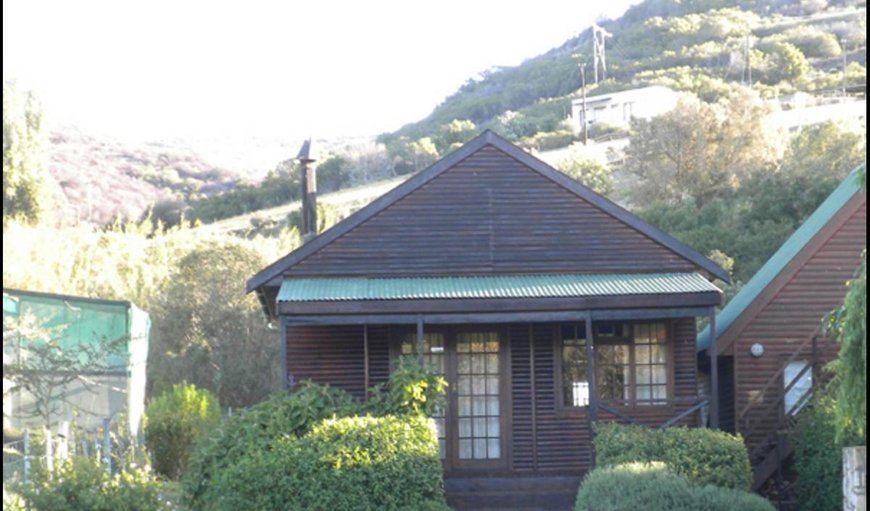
456 332 500 460
400 333 446 458
562 322 669 407
561 325 589 407
633 323 668 405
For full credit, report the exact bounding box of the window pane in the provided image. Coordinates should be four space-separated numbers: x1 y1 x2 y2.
458 376 471 395
651 385 667 401
636 385 651 401
459 418 471 438
473 418 486 436
651 366 667 384
473 397 486 416
636 345 651 364
485 354 499 373
486 376 499 395
459 439 472 459
458 354 471 373
472 354 485 373
486 396 499 415
474 439 487 458
784 361 812 416
636 366 651 385
651 345 667 364
487 417 500 437
458 397 471 416
487 439 500 459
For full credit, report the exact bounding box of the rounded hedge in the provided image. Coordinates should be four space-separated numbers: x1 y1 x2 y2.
208 415 446 511
574 462 774 511
593 423 752 490
183 381 357 510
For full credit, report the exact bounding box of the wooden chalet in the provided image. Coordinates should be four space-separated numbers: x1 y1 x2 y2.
697 164 866 501
248 131 729 509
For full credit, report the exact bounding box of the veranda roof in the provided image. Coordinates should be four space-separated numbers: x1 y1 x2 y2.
277 272 720 303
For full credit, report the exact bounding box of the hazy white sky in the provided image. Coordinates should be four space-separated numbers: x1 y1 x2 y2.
3 0 641 142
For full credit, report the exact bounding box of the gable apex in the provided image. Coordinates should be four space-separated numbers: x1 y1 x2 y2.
248 131 729 294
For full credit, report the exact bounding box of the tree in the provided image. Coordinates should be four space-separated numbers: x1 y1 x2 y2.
624 88 782 207
825 254 866 442
3 81 49 225
825 165 866 443
433 119 477 154
3 312 125 428
555 156 614 196
147 241 279 408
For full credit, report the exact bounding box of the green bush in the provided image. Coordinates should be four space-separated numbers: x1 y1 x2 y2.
183 381 358 510
184 366 449 510
593 423 752 490
144 382 220 480
574 462 773 511
366 357 448 418
792 395 860 511
14 457 175 511
208 415 446 511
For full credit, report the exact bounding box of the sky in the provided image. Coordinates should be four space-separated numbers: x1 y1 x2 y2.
3 0 641 144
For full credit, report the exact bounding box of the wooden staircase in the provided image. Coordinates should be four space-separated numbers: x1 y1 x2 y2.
739 328 833 510
445 475 581 511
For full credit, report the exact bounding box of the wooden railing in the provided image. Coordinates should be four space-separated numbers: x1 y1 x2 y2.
738 326 829 431
593 397 710 430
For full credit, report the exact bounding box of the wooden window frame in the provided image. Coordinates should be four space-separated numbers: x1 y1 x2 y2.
555 320 675 415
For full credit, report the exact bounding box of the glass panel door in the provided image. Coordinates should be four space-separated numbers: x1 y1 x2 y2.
455 331 500 461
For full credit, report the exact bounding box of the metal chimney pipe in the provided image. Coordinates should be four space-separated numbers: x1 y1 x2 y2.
296 138 318 240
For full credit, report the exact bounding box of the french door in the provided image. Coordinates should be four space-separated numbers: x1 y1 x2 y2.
398 327 506 471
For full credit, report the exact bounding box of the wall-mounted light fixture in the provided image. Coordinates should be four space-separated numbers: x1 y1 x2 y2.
750 343 764 358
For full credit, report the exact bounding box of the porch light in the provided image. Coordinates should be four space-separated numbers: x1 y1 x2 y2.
750 343 764 358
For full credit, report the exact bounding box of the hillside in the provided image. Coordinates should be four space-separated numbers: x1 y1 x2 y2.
387 0 866 143
45 127 240 225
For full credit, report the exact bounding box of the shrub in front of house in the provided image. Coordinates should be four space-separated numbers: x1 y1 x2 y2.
207 415 446 511
792 394 862 511
183 381 358 509
573 462 774 511
13 457 178 511
184 363 449 511
145 382 221 480
593 423 752 490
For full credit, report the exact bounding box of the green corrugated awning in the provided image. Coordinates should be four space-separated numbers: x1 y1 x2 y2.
277 273 720 302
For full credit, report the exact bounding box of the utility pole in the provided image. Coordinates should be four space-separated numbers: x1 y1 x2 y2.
592 24 612 83
579 63 589 145
841 38 848 95
744 34 753 87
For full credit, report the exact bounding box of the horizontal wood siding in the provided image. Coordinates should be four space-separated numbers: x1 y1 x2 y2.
509 323 535 472
531 323 592 472
734 201 866 450
285 325 366 399
288 146 696 277
672 317 699 407
719 357 736 434
367 325 391 387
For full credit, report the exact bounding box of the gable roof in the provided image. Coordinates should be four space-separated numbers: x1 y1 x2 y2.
697 163 866 352
248 130 729 294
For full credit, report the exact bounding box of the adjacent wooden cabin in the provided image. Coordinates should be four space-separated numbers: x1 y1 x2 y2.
697 164 866 499
248 131 729 509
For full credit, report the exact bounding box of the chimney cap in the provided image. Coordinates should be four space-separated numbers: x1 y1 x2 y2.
296 138 318 163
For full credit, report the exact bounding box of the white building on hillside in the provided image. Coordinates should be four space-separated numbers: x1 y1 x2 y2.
571 85 681 132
